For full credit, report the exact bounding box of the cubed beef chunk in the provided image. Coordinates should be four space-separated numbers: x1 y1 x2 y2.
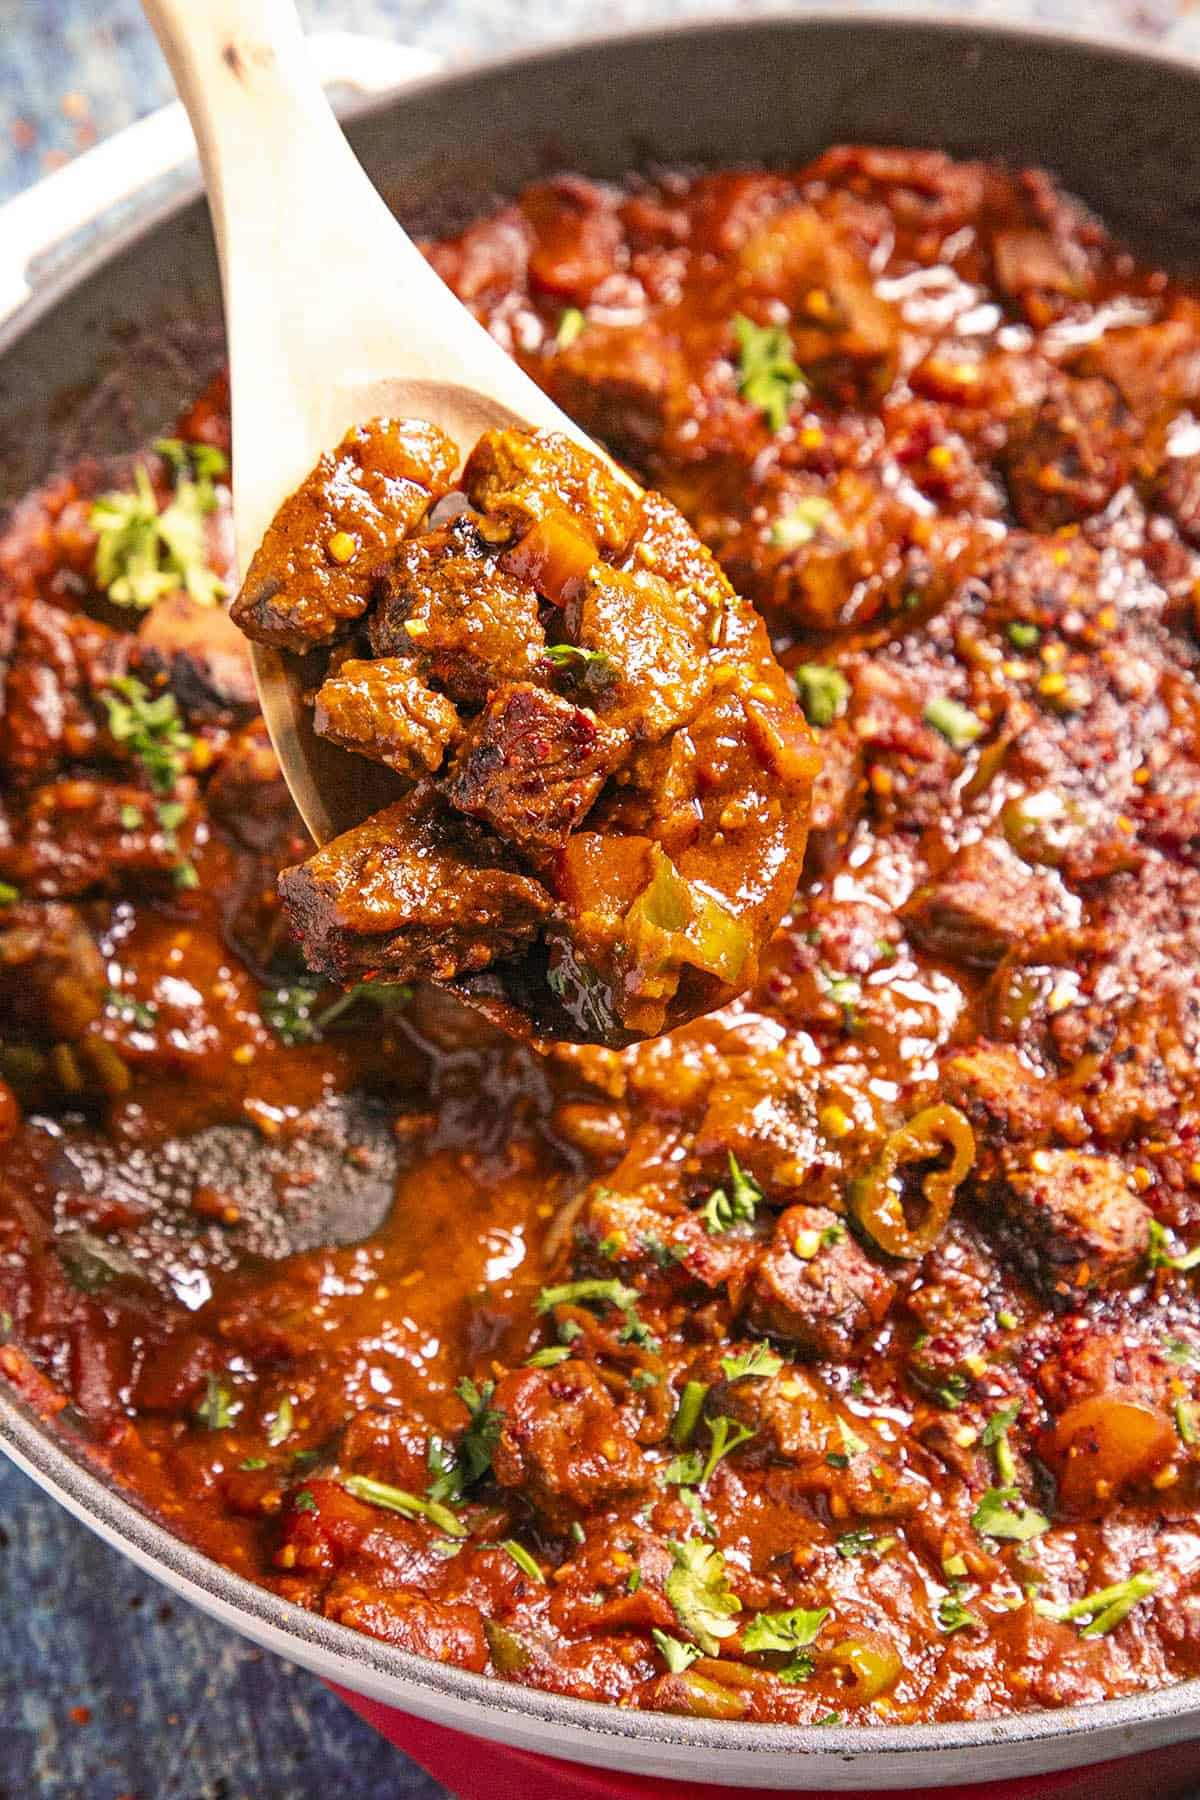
0 778 200 899
986 1148 1152 1295
322 1584 488 1669
369 516 546 705
0 597 128 782
563 563 712 741
462 427 640 556
490 1361 649 1527
136 592 257 718
313 658 462 778
992 228 1089 302
939 1042 1074 1150
278 787 555 986
1072 315 1200 425
742 1204 895 1359
232 418 457 649
0 901 106 1040
1002 376 1133 531
736 205 900 399
546 319 690 461
901 838 1076 967
444 683 626 856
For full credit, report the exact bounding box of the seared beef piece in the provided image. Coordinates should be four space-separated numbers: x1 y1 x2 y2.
0 778 199 899
322 1583 489 1669
736 205 901 399
232 418 457 650
313 657 462 778
278 786 555 986
984 1148 1152 1295
742 1204 896 1359
0 901 105 1040
1072 315 1200 425
369 516 546 705
563 562 713 742
136 592 257 718
1002 377 1133 531
901 839 1075 967
546 319 690 461
939 1043 1079 1150
0 597 129 782
444 683 626 857
462 426 640 555
489 1360 649 1527
992 229 1090 302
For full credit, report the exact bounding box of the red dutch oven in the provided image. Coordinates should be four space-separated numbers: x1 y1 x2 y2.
4 14 1200 1794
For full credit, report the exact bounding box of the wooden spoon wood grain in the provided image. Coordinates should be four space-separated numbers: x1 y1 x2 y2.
142 0 639 848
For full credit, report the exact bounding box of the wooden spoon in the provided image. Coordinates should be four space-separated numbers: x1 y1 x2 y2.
142 0 637 848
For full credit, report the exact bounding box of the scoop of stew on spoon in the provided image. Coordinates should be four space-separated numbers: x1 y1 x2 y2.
144 0 820 1046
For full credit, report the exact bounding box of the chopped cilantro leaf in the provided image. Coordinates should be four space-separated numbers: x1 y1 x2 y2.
732 314 805 432
924 695 984 751
100 677 192 796
238 1457 268 1471
794 663 850 728
701 1153 762 1235
104 987 157 1029
664 1539 741 1655
455 1376 505 1487
526 1345 573 1368
651 1628 702 1673
294 1489 318 1514
971 1485 1049 1542
91 457 226 610
938 1590 981 1633
743 1605 829 1658
720 1343 783 1382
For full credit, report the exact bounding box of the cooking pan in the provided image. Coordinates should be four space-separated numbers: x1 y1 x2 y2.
3 13 1200 1792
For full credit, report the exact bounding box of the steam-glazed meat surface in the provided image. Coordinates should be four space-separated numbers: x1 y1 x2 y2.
234 422 816 1045
2 148 1200 1729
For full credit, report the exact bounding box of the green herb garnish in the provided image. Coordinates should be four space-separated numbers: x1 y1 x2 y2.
732 314 805 432
720 1343 783 1382
267 1396 294 1447
1036 1571 1160 1637
671 1380 710 1449
971 1486 1049 1543
91 449 227 610
455 1376 505 1487
794 663 850 728
100 677 192 796
259 978 412 1047
771 496 835 550
701 1153 762 1236
104 987 157 1029
1148 1220 1200 1272
744 1604 828 1680
196 1374 235 1431
499 1539 544 1582
664 1539 741 1655
651 1629 702 1673
342 1473 467 1538
924 696 984 751
938 1590 981 1634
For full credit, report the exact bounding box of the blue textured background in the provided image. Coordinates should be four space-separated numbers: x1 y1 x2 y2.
3 0 1200 1794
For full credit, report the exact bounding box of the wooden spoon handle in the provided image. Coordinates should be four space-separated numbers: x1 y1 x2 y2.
141 0 550 567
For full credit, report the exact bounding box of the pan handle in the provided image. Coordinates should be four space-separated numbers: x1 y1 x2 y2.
0 33 441 325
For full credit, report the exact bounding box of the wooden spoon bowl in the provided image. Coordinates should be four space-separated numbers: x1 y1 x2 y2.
143 0 641 848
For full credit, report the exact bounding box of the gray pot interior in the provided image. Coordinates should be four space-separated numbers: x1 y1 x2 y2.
3 13 1200 1786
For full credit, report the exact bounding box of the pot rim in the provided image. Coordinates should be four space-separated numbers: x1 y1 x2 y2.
3 10 1200 1782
